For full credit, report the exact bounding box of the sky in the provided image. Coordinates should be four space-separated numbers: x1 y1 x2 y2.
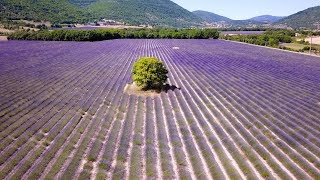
171 0 320 20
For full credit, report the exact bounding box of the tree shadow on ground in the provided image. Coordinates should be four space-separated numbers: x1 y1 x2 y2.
162 84 181 93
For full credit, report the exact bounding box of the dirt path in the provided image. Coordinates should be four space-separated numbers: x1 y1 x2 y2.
0 36 8 41
305 36 320 45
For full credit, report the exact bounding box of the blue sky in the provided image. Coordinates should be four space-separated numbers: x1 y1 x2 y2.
171 0 320 20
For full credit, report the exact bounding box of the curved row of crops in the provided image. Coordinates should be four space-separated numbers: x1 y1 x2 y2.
0 39 319 179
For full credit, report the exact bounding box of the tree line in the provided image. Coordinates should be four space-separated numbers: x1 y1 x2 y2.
220 30 294 47
218 27 269 32
7 28 220 41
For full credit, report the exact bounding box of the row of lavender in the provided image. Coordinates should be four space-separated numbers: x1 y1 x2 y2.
0 39 319 179
154 39 320 179
0 40 140 179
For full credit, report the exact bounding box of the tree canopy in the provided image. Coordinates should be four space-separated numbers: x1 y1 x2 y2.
132 57 168 90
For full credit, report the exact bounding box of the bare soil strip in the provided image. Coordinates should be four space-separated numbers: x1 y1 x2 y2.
124 83 160 98
0 36 8 41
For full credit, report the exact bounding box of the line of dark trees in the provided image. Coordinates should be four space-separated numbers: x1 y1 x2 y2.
220 30 294 47
7 28 220 41
297 30 320 36
218 27 269 31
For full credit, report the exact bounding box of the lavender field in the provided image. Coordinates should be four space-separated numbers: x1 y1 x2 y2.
0 39 319 179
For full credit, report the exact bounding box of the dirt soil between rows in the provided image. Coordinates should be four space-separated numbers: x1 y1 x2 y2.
124 83 181 97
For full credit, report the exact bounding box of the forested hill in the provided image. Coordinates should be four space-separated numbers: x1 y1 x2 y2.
275 6 320 29
192 10 232 23
86 0 203 27
0 0 203 27
192 10 264 27
0 0 91 23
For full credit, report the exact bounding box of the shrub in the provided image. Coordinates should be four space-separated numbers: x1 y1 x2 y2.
132 57 168 90
302 46 316 51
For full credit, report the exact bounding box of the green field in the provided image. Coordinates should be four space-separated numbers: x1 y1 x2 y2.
282 43 307 51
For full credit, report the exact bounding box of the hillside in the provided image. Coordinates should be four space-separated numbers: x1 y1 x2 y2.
249 15 284 23
0 0 91 23
86 0 202 27
0 0 203 27
193 10 264 27
192 10 232 23
69 0 98 7
231 20 264 27
275 6 320 29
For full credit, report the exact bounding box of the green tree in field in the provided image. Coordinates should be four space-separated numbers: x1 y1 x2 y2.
132 57 168 90
268 38 279 47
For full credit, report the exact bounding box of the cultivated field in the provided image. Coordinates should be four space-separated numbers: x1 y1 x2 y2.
0 39 319 180
281 43 307 51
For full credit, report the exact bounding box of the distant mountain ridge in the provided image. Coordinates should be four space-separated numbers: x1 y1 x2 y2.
249 15 285 23
193 10 232 22
275 6 320 29
192 10 265 27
